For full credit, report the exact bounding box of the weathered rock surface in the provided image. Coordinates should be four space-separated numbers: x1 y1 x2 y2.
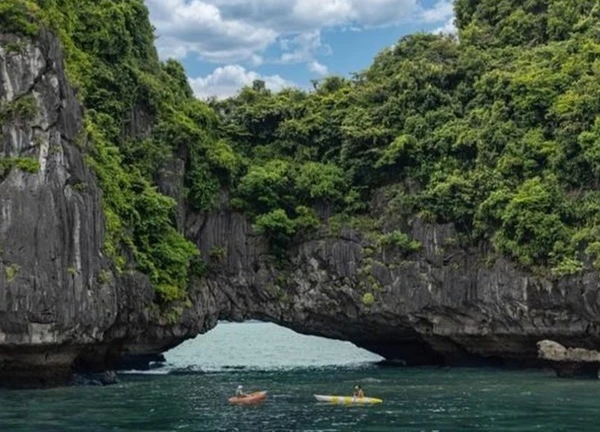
0 32 216 387
3 30 600 387
187 206 600 367
0 30 109 387
537 340 600 378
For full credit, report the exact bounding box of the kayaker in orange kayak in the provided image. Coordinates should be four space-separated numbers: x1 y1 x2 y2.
229 388 267 404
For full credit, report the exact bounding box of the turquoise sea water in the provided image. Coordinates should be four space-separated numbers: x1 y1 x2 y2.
1 322 599 431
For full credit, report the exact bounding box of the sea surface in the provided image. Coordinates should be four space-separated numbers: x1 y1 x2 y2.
1 322 599 431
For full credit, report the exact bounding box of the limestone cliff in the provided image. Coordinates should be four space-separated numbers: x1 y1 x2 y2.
3 28 600 388
0 31 215 387
189 200 600 367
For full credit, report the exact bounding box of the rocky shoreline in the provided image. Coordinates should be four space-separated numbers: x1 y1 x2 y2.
537 340 600 379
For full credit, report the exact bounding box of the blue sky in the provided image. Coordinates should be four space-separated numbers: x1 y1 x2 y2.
145 0 455 99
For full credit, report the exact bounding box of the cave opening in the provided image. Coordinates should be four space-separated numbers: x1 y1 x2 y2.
161 321 383 372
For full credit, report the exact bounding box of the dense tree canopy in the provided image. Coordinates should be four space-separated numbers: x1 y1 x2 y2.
3 0 600 305
213 0 600 275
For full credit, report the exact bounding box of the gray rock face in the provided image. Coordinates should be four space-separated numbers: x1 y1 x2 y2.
537 340 600 378
3 29 600 387
0 31 111 386
0 32 214 387
188 207 600 367
538 340 600 363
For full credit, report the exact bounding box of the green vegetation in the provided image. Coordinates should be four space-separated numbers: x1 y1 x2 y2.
6 0 600 309
455 0 599 47
362 292 375 307
0 0 40 37
209 246 227 262
97 269 112 285
377 231 421 254
0 157 40 181
212 0 600 274
3 40 27 55
4 264 20 283
0 95 38 124
7 0 234 304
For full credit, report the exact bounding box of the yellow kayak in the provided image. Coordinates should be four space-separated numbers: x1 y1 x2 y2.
314 394 383 404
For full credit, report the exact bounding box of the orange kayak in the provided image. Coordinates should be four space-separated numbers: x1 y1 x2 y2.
228 391 267 404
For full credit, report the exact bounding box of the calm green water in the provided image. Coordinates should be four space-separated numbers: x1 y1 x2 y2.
0 322 598 431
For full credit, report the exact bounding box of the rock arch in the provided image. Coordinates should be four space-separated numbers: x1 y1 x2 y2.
3 30 600 388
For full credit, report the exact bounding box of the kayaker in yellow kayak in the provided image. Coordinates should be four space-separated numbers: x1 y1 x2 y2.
353 385 365 398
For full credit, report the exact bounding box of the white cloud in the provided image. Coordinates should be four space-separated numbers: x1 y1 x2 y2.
249 54 264 67
290 0 355 29
348 0 420 26
422 0 454 23
146 0 455 98
147 0 277 62
279 31 330 64
189 65 295 99
433 18 457 35
146 0 456 65
308 60 329 76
